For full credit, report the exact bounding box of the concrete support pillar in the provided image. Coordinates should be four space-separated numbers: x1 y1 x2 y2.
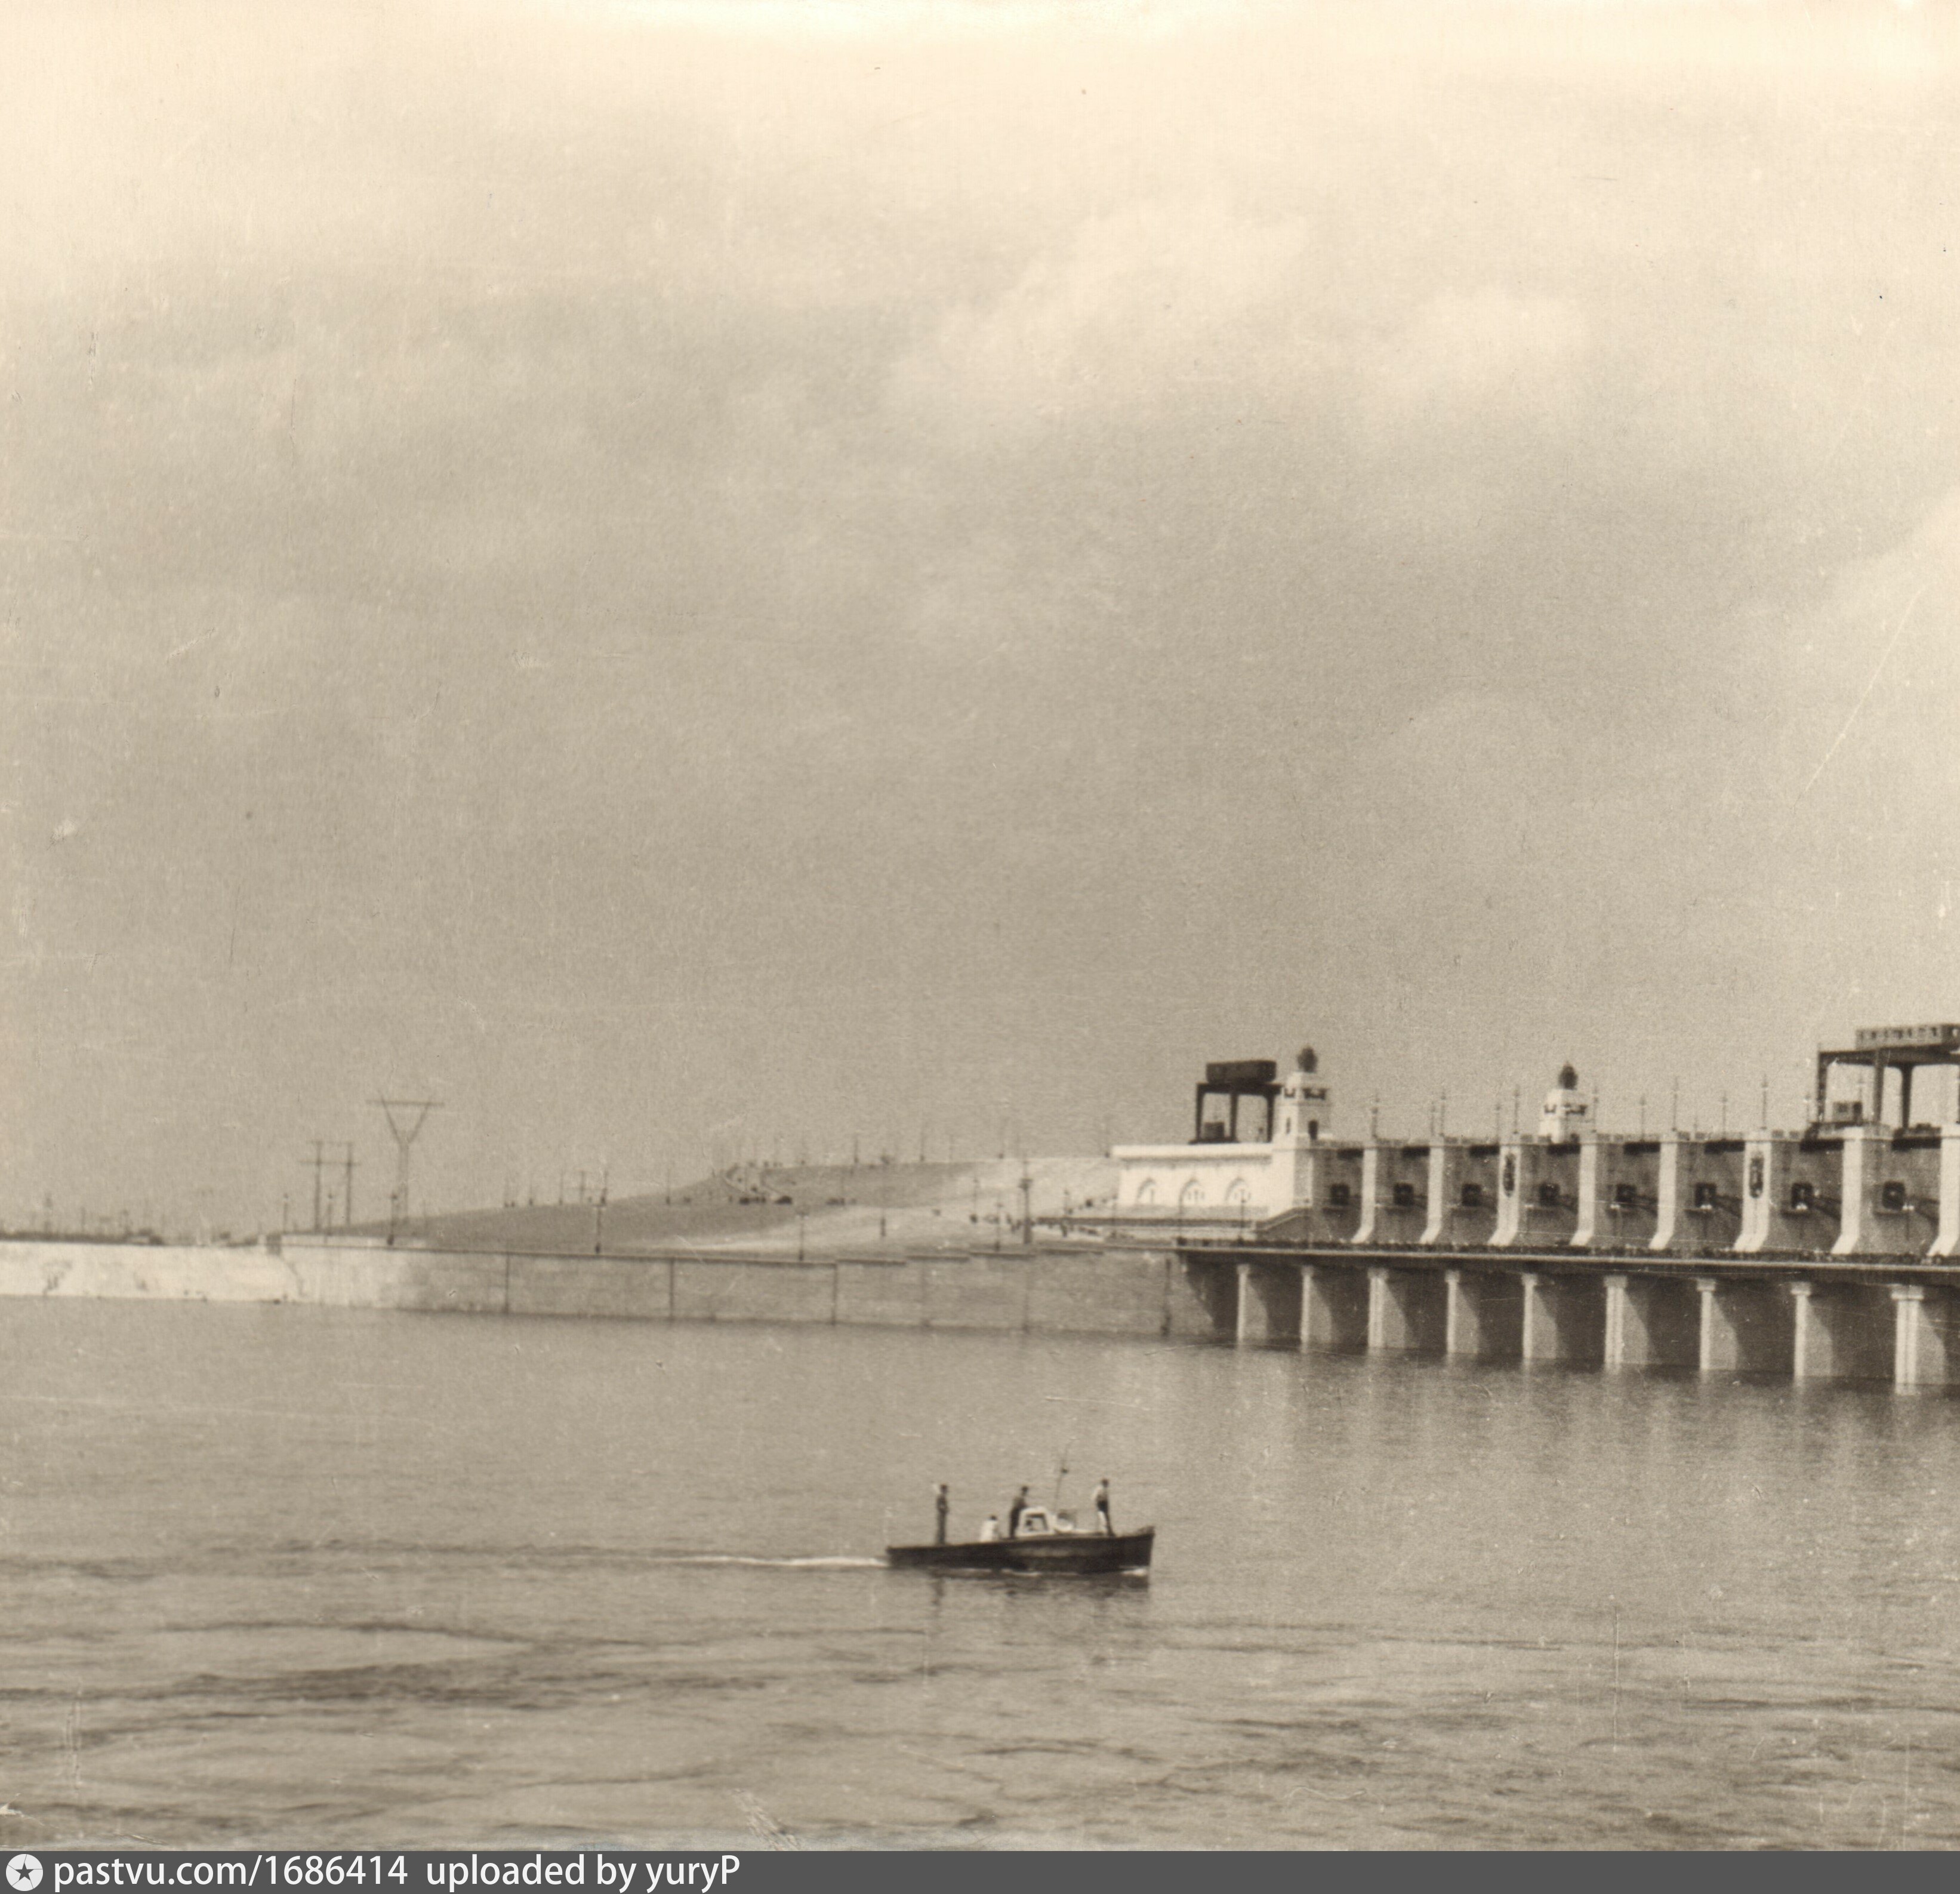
1830 1126 1872 1258
1696 1276 1795 1373
1491 1140 1525 1248
1790 1280 1895 1384
1572 1137 1601 1249
1735 1135 1775 1254
1519 1271 1606 1364
1893 1284 1959 1388
1300 1263 1370 1350
1351 1142 1381 1246
1235 1259 1302 1347
1601 1273 1627 1365
1933 1126 1960 1259
1651 1133 1681 1253
1603 1273 1702 1369
1420 1142 1447 1245
1788 1282 1819 1381
1443 1268 1524 1360
1694 1276 1716 1368
1366 1267 1448 1353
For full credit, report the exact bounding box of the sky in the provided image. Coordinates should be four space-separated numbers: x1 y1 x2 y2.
3 0 1957 1234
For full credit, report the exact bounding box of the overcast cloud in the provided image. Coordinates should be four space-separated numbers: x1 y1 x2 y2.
3 1 1955 1230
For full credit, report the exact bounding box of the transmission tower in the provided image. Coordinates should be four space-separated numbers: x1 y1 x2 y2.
371 1098 442 1236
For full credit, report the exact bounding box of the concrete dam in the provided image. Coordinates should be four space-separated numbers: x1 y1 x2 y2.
13 1020 1960 1390
1090 1021 1960 1388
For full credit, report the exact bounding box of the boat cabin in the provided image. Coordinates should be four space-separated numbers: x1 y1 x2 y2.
1014 1508 1078 1537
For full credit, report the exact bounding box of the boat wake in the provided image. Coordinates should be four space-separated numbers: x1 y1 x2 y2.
649 1553 887 1570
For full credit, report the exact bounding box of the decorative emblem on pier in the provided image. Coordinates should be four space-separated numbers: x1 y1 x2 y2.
1748 1154 1764 1199
1501 1154 1516 1196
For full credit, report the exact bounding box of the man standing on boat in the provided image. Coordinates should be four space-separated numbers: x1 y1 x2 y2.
934 1483 949 1545
1007 1486 1029 1538
1093 1479 1112 1535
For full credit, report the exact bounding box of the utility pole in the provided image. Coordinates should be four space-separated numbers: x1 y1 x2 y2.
593 1165 609 1256
340 1143 357 1229
371 1098 442 1240
1019 1163 1034 1248
303 1140 328 1231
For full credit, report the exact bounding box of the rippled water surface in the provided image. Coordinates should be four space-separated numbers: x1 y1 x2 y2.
6 1297 1960 1849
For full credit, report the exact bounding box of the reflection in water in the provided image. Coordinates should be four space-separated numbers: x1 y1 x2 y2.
1 1298 1958 1847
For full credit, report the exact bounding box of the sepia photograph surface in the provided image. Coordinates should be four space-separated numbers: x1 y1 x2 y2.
4 0 1958 1853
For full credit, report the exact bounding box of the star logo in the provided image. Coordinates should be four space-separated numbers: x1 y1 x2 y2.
7 1856 44 1892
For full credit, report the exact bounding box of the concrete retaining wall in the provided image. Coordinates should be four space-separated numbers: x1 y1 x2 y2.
0 1237 1187 1342
0 1242 292 1302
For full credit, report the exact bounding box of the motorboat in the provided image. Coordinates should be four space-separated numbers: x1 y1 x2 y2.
886 1505 1154 1576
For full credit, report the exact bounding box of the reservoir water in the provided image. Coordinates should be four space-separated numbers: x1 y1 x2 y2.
4 1296 1960 1849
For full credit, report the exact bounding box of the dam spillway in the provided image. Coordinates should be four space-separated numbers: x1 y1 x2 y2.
1097 1023 1960 1387
1201 1242 1960 1387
